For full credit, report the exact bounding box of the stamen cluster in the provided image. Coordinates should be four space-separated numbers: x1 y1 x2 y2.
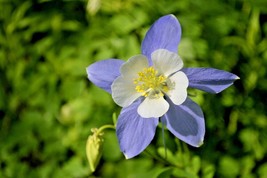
134 67 170 99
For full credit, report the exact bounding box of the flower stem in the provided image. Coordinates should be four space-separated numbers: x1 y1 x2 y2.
96 124 115 135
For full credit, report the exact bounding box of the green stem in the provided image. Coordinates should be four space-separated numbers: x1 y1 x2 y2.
96 124 115 134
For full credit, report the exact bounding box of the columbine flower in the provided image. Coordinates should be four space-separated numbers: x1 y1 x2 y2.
112 49 188 118
86 14 239 159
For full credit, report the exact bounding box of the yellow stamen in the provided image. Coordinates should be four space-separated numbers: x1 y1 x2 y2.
133 67 172 99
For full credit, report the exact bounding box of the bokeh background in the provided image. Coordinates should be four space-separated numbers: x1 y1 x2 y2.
1 0 267 177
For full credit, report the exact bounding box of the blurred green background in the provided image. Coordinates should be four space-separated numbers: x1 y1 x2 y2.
1 0 267 177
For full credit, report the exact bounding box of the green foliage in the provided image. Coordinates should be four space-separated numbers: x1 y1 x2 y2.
1 0 267 177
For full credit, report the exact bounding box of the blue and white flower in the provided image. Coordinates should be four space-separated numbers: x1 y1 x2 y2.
86 15 239 159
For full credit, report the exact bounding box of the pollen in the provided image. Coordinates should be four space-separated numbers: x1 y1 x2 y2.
133 67 171 98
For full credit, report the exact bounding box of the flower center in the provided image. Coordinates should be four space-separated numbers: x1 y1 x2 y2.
133 67 173 99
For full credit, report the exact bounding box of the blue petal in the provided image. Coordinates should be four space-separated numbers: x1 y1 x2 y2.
116 99 159 159
141 14 181 63
182 67 239 94
162 97 205 147
86 59 124 93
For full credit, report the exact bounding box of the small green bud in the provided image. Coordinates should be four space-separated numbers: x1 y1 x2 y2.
86 128 104 172
86 0 101 16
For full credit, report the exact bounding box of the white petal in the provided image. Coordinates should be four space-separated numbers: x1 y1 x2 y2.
167 71 189 105
152 49 183 77
112 76 142 107
120 55 149 79
137 97 169 118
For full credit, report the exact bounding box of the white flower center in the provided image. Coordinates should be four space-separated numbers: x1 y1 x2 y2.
111 49 188 118
133 67 174 99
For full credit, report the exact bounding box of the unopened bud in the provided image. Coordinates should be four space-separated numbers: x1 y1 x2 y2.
86 0 101 16
86 128 104 172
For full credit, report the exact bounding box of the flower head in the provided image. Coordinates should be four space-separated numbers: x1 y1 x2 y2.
111 49 188 118
86 14 239 159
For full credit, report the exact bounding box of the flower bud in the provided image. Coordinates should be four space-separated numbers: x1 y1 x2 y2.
86 0 101 16
86 128 104 172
